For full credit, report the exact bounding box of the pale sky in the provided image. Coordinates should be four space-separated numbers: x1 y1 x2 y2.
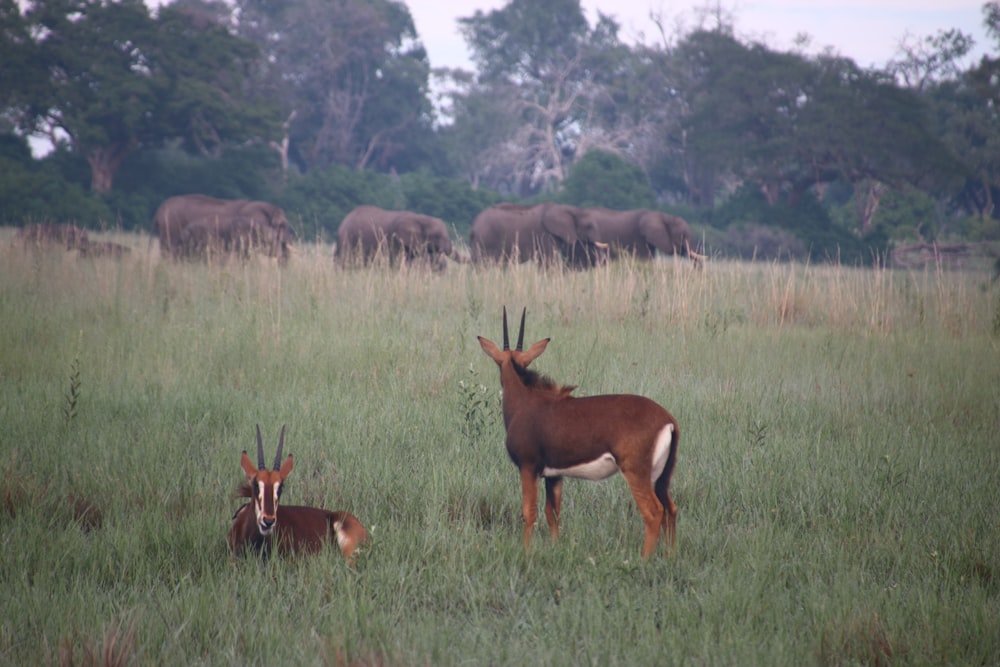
406 1 993 71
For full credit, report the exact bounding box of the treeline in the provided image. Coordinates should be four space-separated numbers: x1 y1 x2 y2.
1 0 998 263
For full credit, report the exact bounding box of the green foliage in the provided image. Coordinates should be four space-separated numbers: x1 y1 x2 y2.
457 364 499 445
0 145 113 226
870 187 940 241
711 184 887 262
277 165 399 242
460 0 590 82
235 0 432 173
397 170 502 238
559 150 656 209
276 166 501 242
4 0 279 194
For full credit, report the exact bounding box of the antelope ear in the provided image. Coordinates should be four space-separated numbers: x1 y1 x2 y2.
278 455 294 480
477 336 504 363
520 337 550 365
240 451 257 477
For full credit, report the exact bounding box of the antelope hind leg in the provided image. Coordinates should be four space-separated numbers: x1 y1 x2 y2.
623 471 665 559
544 476 563 542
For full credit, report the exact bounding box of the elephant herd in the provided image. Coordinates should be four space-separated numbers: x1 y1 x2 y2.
334 202 700 271
150 195 701 270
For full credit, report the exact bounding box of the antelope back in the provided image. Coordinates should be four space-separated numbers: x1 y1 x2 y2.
240 425 294 536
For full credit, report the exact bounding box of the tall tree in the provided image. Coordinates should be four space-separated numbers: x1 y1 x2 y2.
1 0 276 193
234 0 431 173
454 0 631 195
944 1 1000 220
672 28 953 225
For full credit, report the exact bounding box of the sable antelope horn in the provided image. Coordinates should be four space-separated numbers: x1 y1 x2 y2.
502 306 510 351
273 425 286 470
516 307 526 351
255 424 266 470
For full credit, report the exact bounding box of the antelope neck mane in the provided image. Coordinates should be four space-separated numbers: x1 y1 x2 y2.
513 362 576 396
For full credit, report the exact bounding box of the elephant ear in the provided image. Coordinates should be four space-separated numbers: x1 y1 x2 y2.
540 206 579 244
392 215 422 247
638 211 682 255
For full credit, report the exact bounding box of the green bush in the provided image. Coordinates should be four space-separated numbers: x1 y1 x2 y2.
559 150 657 210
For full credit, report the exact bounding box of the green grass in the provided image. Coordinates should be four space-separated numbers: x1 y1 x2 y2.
1 231 998 666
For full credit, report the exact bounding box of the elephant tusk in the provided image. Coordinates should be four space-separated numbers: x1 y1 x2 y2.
594 241 609 249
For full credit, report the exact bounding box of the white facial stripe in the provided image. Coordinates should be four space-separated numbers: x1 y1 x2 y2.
650 424 674 482
544 453 619 481
254 479 281 534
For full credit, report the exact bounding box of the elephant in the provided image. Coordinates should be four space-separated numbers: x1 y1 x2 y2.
178 216 285 263
151 194 292 264
577 208 701 264
334 205 459 270
468 202 607 269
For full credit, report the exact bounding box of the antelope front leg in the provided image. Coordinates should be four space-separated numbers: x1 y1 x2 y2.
544 476 563 542
519 468 540 549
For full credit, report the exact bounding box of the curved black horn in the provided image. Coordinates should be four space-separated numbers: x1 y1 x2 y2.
255 424 266 470
516 308 526 351
502 306 510 351
273 425 286 470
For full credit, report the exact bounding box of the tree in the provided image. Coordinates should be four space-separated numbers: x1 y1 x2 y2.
559 149 655 209
670 28 955 231
234 0 432 173
1 0 277 193
453 0 634 196
946 1 1000 220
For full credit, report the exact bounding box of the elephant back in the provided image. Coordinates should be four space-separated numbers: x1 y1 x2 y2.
469 203 556 264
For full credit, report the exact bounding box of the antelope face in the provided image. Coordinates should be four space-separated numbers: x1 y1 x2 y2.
240 425 294 537
242 460 289 535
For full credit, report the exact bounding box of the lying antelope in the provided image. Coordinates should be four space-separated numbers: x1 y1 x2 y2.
478 308 679 559
228 425 368 563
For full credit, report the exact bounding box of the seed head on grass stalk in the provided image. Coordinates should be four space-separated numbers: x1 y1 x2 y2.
64 357 81 425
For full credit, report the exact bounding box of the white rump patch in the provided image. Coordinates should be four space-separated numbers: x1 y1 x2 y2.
650 424 675 482
334 520 348 549
544 453 619 481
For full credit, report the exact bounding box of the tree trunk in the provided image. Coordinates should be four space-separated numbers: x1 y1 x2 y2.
856 180 888 235
86 143 132 194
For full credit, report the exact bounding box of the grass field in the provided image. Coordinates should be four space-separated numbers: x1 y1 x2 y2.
1 231 998 666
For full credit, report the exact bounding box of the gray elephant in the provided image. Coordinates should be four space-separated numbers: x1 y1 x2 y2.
152 194 292 264
468 202 606 269
335 205 458 270
578 208 699 263
179 216 285 262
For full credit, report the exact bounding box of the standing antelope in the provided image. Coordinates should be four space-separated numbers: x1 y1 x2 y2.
478 308 679 559
228 425 368 563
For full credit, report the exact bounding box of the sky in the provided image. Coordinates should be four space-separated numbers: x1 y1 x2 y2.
405 0 993 72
